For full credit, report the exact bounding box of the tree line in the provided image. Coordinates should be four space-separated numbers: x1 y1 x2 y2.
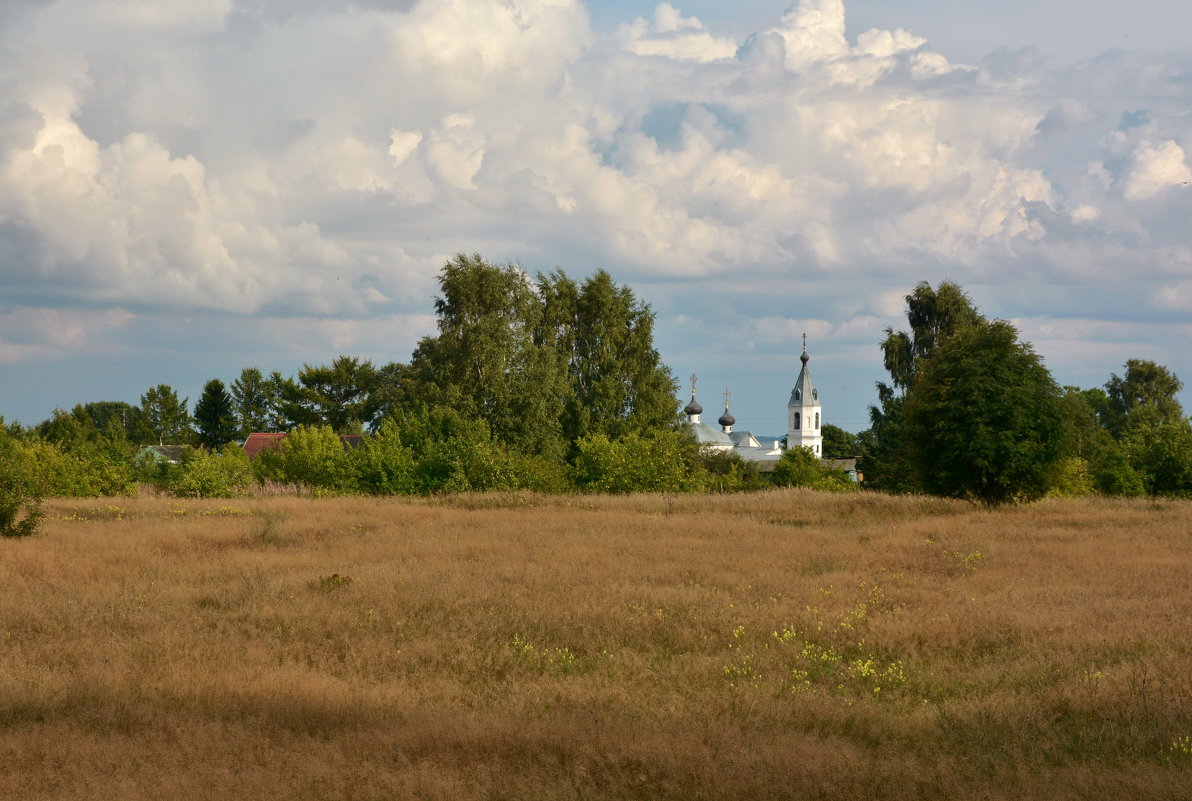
4 264 1187 532
860 281 1192 503
4 255 857 532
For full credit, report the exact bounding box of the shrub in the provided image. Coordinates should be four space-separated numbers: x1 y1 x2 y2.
260 425 354 495
350 420 418 495
170 445 255 498
0 436 42 537
573 431 708 493
699 447 768 493
771 447 857 493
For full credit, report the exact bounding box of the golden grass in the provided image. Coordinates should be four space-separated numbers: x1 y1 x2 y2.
2 491 1190 800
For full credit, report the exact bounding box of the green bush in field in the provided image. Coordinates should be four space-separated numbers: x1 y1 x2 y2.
350 419 418 495
255 425 353 495
699 447 768 493
3 421 136 500
506 453 574 494
362 406 547 495
573 430 707 493
171 444 255 498
771 447 857 493
0 434 42 538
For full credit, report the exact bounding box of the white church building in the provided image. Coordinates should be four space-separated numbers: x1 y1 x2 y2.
683 339 857 478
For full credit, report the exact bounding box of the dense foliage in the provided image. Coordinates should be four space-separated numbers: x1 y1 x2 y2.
860 280 1190 501
7 267 1190 505
901 321 1064 504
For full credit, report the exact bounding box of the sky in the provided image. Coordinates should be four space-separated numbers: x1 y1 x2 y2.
2 0 1191 437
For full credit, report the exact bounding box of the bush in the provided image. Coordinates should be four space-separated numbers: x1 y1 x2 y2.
257 425 354 495
771 447 857 493
698 447 768 493
350 420 418 495
170 445 255 498
0 436 42 537
573 431 708 493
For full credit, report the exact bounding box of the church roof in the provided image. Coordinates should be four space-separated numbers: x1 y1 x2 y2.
729 430 762 448
788 346 820 407
689 422 733 447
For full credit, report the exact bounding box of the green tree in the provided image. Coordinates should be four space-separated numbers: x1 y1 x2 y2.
820 423 859 458
36 407 101 450
863 281 985 492
194 379 238 450
1055 386 1143 497
230 368 275 436
42 401 143 442
902 320 1064 505
1121 416 1192 496
368 362 415 430
139 384 192 446
408 254 568 460
293 356 380 433
1104 360 1185 437
267 371 315 430
536 269 679 446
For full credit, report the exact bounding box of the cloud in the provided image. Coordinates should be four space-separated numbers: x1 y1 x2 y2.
619 4 737 62
1122 139 1192 201
1 0 1192 424
0 306 134 364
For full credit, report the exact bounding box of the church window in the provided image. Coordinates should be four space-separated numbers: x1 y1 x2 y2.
813 389 818 400
794 389 801 400
815 413 820 429
794 412 801 430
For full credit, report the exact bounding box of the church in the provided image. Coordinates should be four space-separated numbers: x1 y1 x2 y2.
683 338 857 479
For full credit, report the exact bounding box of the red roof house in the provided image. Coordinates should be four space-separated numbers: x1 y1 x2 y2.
242 432 287 459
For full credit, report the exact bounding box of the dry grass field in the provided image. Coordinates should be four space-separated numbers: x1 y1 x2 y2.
2 491 1190 800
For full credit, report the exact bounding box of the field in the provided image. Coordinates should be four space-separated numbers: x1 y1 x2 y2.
2 491 1190 800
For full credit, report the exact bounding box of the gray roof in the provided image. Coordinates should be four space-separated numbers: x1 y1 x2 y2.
788 351 821 407
729 430 761 447
688 421 734 446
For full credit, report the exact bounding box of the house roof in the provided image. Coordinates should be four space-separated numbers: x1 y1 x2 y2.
243 432 287 459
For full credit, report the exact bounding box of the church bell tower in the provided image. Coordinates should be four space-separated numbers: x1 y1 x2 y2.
787 335 823 456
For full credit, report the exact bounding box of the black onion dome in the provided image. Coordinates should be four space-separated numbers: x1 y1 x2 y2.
800 350 810 365
684 396 703 416
718 409 735 427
